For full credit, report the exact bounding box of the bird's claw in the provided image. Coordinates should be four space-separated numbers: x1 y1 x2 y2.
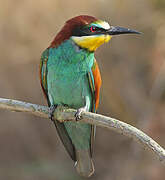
75 107 86 121
49 104 58 122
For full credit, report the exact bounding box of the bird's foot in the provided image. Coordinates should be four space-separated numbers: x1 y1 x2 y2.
49 104 58 122
75 107 86 121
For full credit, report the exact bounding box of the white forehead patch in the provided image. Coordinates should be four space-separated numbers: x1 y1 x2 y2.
98 21 110 30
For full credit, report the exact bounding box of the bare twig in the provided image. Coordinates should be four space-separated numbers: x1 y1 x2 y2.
0 97 165 165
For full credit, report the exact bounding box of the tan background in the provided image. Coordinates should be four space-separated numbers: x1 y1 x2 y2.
0 0 165 179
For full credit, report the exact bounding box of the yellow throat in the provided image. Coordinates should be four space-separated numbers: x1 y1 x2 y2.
71 34 111 51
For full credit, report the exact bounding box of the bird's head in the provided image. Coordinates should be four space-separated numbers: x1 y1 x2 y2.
50 15 140 51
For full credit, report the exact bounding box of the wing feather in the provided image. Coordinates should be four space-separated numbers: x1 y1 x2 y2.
40 48 49 103
40 48 76 161
91 59 102 110
88 59 102 156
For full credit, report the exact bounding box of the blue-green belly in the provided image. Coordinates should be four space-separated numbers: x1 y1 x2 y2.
47 40 94 149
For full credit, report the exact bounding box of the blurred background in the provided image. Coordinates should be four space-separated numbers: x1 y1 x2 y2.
0 0 165 179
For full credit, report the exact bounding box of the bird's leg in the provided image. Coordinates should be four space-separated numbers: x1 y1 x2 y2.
75 96 90 121
75 106 87 121
49 104 58 122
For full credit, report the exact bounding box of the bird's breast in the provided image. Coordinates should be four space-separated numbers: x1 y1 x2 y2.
47 41 95 108
47 67 91 109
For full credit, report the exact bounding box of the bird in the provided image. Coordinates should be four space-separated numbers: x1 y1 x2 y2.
40 15 140 177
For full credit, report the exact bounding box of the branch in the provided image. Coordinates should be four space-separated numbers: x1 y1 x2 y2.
0 97 165 165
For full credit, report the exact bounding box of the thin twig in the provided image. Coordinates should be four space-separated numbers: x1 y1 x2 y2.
0 97 165 165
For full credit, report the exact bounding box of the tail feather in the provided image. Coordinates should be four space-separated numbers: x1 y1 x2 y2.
75 149 94 177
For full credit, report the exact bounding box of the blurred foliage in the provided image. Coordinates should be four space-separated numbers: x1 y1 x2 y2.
152 0 165 11
0 0 165 179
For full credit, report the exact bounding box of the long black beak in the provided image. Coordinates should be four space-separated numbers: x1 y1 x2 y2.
107 26 141 35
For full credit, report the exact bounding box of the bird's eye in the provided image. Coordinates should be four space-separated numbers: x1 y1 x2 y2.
90 26 97 32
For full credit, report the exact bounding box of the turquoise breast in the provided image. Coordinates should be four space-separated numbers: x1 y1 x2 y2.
47 39 94 110
46 39 95 149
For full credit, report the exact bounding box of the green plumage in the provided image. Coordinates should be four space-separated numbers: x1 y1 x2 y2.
40 14 139 178
40 39 95 176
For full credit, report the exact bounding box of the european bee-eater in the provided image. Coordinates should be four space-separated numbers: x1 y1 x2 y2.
40 15 139 177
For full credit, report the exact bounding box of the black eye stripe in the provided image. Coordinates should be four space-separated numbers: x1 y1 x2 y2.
90 26 104 32
72 26 107 37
